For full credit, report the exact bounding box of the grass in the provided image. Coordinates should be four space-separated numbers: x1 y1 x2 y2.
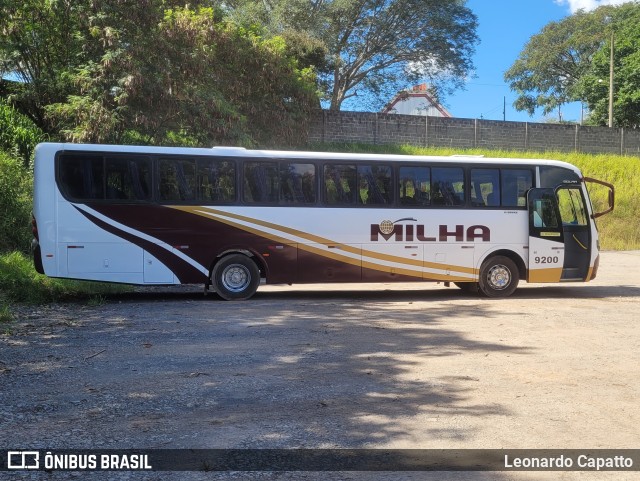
0 301 13 323
0 251 131 306
310 142 640 251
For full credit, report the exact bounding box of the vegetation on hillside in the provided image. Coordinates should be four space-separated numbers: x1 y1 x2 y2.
0 102 130 317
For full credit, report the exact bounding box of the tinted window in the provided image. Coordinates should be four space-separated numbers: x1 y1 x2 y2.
280 163 316 204
502 169 532 207
399 166 430 206
58 155 104 200
432 167 465 206
324 164 357 205
197 158 235 202
540 166 580 188
471 169 500 207
105 157 152 201
158 158 195 202
244 162 278 203
357 165 392 205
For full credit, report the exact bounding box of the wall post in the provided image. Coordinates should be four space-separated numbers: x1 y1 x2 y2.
373 113 378 145
425 115 429 147
474 119 478 148
322 110 327 143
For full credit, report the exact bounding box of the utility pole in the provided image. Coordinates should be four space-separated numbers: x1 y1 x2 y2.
503 96 506 121
609 31 614 128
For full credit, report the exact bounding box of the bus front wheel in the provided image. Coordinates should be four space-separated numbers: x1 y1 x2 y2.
211 254 260 301
478 256 519 298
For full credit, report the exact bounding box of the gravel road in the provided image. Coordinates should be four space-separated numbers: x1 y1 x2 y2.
1 251 639 481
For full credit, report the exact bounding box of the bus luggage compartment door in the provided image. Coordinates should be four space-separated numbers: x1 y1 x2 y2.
527 188 565 283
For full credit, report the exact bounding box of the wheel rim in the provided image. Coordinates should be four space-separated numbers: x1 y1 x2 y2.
487 264 511 290
221 264 251 293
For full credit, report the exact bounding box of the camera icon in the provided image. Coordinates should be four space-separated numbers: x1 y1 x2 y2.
7 451 40 469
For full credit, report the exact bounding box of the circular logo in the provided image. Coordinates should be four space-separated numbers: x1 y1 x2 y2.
379 220 394 235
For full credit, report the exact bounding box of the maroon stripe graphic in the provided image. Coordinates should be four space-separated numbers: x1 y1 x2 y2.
73 206 206 283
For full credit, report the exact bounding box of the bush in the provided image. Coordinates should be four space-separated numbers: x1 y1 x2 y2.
0 99 44 168
0 151 33 253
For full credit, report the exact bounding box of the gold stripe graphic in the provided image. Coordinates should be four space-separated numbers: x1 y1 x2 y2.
170 206 478 280
528 267 563 283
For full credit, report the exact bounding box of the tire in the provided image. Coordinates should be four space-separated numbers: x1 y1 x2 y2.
454 282 479 294
478 256 519 298
211 254 260 301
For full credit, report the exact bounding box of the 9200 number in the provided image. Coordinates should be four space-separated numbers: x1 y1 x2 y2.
534 256 559 264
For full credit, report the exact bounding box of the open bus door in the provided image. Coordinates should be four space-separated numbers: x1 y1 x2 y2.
527 181 613 283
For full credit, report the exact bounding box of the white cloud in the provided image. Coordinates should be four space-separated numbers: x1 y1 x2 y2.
554 0 637 13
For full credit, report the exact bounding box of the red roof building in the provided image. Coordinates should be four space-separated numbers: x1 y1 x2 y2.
381 84 451 117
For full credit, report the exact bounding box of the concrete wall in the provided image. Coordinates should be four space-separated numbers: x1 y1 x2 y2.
308 110 640 156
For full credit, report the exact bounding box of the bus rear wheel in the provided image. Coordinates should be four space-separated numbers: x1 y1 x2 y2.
212 254 260 301
478 256 519 298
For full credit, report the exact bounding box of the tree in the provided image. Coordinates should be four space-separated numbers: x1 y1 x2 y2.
504 7 614 118
0 0 86 132
577 5 640 127
505 2 640 122
228 0 479 111
1 0 318 146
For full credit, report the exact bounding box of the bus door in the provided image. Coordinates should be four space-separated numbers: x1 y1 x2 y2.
555 186 591 281
527 187 592 282
527 188 565 282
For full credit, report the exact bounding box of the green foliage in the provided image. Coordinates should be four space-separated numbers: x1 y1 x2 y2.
504 6 615 119
577 5 640 127
0 151 33 253
312 142 639 251
505 2 640 124
0 301 13 323
0 0 86 133
229 0 479 111
0 99 45 168
39 3 317 147
0 251 130 304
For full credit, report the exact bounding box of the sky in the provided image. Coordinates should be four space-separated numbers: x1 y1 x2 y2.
444 0 634 123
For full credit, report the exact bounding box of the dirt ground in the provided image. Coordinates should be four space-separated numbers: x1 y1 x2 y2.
1 251 639 481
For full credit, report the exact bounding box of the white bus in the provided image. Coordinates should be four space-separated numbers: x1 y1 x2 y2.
32 142 614 300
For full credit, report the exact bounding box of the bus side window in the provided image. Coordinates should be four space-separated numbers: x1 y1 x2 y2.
357 165 391 205
324 164 356 205
197 159 235 203
159 158 195 202
502 169 532 207
432 167 464 206
280 163 316 204
106 157 151 201
399 166 430 207
58 155 104 200
244 162 278 204
470 168 500 207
